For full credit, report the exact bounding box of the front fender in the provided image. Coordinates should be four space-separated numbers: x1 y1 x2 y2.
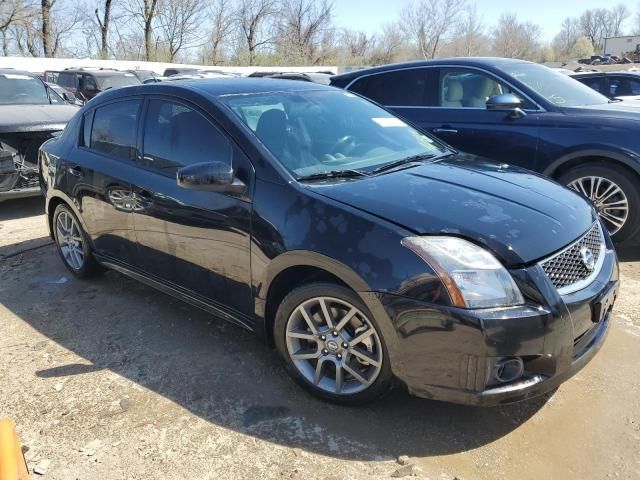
255 249 406 374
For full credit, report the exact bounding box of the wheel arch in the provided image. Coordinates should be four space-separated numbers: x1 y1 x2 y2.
256 251 377 346
46 193 89 241
543 148 640 180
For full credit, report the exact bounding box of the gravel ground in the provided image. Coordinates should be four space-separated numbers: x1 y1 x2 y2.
1 197 639 480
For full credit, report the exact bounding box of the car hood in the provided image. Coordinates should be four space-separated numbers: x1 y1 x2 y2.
305 156 596 267
564 101 640 120
0 104 78 133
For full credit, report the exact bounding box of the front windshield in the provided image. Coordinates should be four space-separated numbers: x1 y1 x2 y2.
95 74 141 90
505 63 610 107
222 89 448 178
0 73 52 105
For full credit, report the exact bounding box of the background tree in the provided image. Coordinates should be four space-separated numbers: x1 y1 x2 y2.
572 35 595 58
94 0 113 58
401 0 466 59
124 0 159 60
156 0 202 62
235 0 276 66
448 3 487 57
276 0 333 65
491 13 541 60
202 0 234 65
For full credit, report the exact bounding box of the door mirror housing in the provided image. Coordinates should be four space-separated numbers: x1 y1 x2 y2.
62 91 77 103
486 94 526 118
177 161 245 193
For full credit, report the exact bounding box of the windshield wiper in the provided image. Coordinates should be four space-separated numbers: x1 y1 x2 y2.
372 153 438 175
297 169 369 181
609 98 623 103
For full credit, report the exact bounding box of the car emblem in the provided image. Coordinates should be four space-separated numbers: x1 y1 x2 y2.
326 340 339 353
580 247 595 271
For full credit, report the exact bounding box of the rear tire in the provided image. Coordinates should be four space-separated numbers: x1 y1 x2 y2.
559 163 640 242
274 282 393 405
52 204 100 278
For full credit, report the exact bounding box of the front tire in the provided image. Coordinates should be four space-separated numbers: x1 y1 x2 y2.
274 283 393 405
52 204 100 278
559 163 640 242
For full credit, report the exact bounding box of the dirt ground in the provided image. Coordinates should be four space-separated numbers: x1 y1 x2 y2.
1 197 639 480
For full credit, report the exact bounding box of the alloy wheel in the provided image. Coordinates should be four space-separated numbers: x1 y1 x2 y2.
568 176 629 235
56 211 85 270
285 296 383 396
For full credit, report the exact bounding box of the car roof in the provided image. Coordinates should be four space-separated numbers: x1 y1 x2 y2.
331 57 534 84
0 68 35 77
62 69 136 77
101 77 334 100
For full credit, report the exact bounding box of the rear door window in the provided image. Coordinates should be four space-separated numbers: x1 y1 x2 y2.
90 100 141 161
141 99 232 176
349 68 438 106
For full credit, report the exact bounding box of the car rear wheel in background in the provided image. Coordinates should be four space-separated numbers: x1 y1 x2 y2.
52 204 100 278
274 283 393 404
559 163 640 242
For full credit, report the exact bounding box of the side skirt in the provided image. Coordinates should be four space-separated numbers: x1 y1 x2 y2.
94 253 255 332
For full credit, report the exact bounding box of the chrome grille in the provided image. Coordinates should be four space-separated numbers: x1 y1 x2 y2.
539 222 605 294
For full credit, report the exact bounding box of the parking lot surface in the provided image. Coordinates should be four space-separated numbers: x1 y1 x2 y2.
1 198 639 480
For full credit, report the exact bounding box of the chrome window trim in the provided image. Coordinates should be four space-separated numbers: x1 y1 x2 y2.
345 64 547 113
538 222 607 296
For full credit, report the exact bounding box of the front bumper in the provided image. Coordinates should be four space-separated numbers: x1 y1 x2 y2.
376 246 619 406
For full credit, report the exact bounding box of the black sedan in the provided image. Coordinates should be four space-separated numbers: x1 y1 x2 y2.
39 79 618 405
331 58 640 242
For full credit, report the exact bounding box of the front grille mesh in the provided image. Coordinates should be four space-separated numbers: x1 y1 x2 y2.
540 223 603 290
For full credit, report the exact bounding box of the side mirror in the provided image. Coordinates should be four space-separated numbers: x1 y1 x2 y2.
62 91 77 103
177 161 245 193
486 94 526 118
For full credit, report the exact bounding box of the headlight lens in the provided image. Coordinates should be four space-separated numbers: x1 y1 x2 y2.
401 236 525 309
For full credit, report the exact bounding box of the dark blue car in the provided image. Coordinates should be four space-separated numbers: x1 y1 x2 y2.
331 58 640 241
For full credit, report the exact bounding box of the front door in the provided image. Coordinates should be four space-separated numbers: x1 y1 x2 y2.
398 67 542 170
131 97 254 318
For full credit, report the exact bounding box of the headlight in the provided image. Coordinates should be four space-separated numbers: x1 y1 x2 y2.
401 236 525 309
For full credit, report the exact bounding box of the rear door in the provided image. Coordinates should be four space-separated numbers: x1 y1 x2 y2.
65 98 143 266
130 96 254 318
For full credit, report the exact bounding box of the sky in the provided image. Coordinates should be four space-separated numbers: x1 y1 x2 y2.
333 0 639 41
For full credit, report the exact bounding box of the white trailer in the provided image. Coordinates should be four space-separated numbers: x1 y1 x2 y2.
603 36 640 57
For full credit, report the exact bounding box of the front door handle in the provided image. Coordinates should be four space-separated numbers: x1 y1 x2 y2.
68 165 84 178
433 127 458 134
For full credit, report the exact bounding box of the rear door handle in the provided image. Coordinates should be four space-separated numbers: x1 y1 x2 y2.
68 166 84 178
433 127 458 134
